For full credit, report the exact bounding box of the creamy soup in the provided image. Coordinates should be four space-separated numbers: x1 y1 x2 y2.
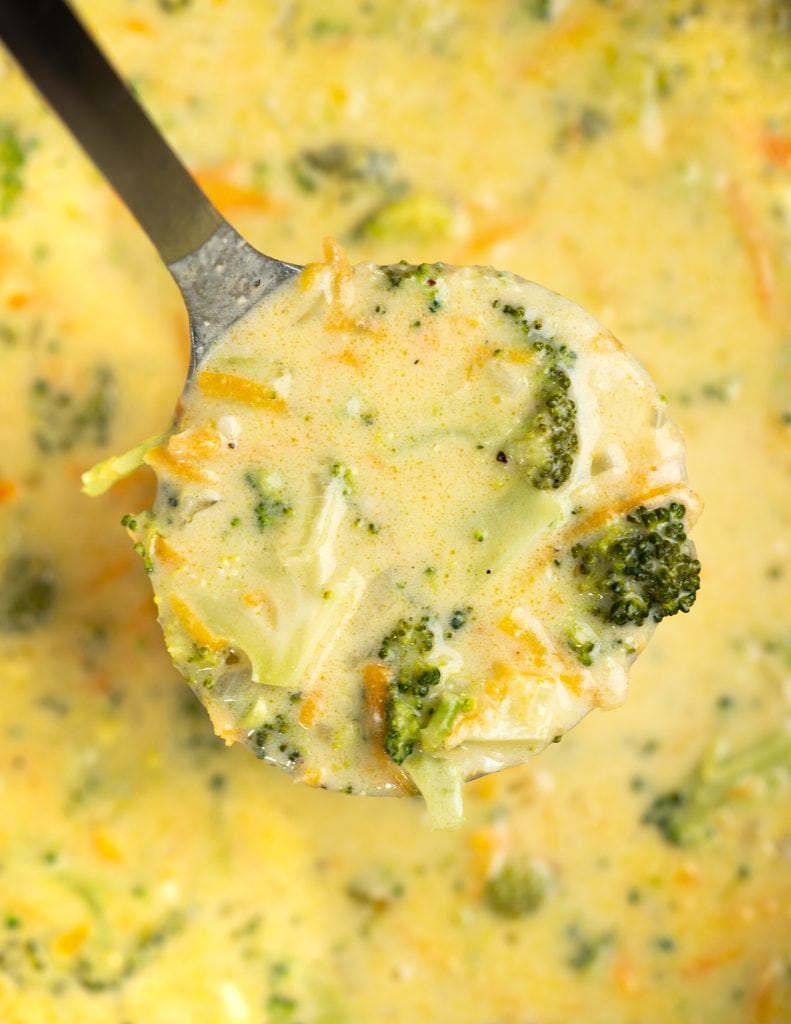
0 1 789 1022
109 247 698 818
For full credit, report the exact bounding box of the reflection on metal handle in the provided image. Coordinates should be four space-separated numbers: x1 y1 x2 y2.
0 0 222 265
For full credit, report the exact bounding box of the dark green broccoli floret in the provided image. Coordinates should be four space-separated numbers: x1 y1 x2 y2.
498 303 579 489
378 616 474 763
244 470 292 532
379 616 440 764
30 366 116 454
643 731 791 847
380 261 446 312
565 924 615 972
251 713 302 769
290 142 400 194
571 502 700 627
566 625 597 666
0 124 30 217
484 858 551 918
0 553 56 633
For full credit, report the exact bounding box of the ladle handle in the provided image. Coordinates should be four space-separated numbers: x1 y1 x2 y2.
0 0 222 265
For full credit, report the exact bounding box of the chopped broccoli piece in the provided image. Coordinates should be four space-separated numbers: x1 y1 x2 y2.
498 304 579 489
290 142 400 194
346 866 405 910
643 731 791 846
449 607 471 631
82 432 168 495
566 621 599 666
353 191 456 243
566 924 615 972
403 752 466 829
0 124 30 217
377 617 473 764
0 552 56 633
484 858 552 918
380 615 441 763
30 366 116 454
571 502 700 627
420 692 475 753
378 615 474 763
244 469 292 532
380 261 446 313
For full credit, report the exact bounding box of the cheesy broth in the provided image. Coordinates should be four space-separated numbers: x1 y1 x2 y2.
124 251 697 813
0 2 789 1023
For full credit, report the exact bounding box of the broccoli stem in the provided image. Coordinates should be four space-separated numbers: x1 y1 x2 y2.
643 732 791 846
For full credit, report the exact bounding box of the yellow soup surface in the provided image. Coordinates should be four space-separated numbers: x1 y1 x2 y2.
0 2 789 1023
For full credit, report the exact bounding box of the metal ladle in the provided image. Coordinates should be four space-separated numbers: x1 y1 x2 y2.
0 0 301 379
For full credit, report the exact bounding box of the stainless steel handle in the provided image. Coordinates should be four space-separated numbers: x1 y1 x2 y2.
0 0 222 265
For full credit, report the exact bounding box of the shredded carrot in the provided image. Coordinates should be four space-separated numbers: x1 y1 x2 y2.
197 370 287 411
242 590 277 623
564 482 698 544
92 830 123 863
518 12 597 83
484 664 510 702
497 617 549 667
680 946 742 978
558 670 584 695
333 348 363 369
52 923 90 958
322 238 356 331
362 662 407 779
169 595 226 652
145 445 214 484
86 557 133 591
673 862 701 887
613 955 641 994
145 426 223 483
455 214 534 262
123 16 152 34
762 134 791 170
167 425 224 462
152 536 185 570
363 663 391 724
298 690 321 728
0 479 17 504
725 179 776 321
752 958 783 1024
194 167 279 214
6 292 30 310
468 825 508 895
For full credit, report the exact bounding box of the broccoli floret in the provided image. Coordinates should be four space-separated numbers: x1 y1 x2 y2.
565 924 615 972
420 692 475 753
289 142 400 194
566 622 599 666
244 470 292 532
381 261 446 313
30 366 116 454
498 304 579 489
484 858 552 918
0 124 30 217
643 731 791 846
0 552 56 633
571 502 700 627
379 616 441 764
353 192 456 244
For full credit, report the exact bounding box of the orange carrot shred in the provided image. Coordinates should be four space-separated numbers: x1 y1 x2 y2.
197 371 287 411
